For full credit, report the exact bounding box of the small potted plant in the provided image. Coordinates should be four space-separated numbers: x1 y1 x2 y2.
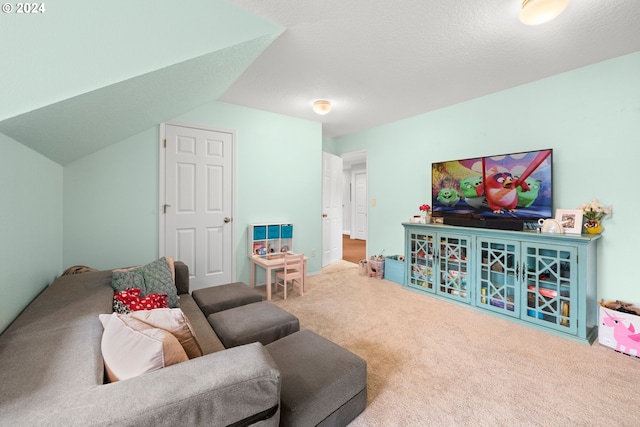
578 199 611 234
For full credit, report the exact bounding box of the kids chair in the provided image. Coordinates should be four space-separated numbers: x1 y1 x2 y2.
275 253 305 299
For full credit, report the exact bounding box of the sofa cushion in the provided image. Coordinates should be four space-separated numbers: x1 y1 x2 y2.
265 329 367 426
111 257 179 308
100 313 189 382
178 294 226 354
192 282 263 317
125 308 203 359
208 301 299 348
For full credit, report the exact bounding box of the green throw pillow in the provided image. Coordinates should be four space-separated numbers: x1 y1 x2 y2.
138 257 179 308
112 268 145 293
111 258 179 308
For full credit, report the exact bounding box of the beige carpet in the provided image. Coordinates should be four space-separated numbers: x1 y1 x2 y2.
256 260 640 426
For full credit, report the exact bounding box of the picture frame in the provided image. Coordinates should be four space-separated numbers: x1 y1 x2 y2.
555 209 583 234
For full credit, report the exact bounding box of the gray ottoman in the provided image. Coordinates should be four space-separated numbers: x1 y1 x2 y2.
266 329 367 427
192 282 262 317
208 301 299 348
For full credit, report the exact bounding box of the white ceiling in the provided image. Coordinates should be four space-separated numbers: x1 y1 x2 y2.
2 1 639 165
220 0 640 138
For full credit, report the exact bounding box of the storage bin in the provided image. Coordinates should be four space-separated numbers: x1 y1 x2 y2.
253 225 267 240
367 257 385 279
281 225 293 239
268 225 281 239
599 305 640 358
384 255 405 285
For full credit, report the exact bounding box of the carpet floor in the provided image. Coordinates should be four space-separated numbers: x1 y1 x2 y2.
257 260 640 426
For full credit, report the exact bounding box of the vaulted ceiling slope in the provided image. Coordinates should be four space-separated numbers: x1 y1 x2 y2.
0 0 283 165
3 1 640 165
221 0 640 138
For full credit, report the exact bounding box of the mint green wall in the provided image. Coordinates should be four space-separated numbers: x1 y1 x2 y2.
62 101 322 283
0 133 62 333
64 128 160 269
0 0 281 121
335 52 640 303
322 136 338 153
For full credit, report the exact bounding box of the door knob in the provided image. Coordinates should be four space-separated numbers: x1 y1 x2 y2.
322 213 328 218
224 217 232 223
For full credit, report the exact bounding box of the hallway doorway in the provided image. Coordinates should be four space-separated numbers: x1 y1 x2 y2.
342 234 366 264
341 149 368 263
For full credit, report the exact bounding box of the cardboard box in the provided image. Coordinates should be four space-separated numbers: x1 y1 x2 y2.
384 256 404 285
599 306 640 358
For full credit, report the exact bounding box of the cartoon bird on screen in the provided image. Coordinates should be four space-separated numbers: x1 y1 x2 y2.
481 150 551 214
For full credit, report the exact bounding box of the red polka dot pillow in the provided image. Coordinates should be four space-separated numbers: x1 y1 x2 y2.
113 288 168 313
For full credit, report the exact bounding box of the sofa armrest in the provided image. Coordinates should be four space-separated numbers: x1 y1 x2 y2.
174 261 190 295
43 343 281 426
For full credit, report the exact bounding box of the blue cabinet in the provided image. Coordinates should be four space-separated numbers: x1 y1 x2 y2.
404 223 601 344
477 237 520 318
406 228 471 304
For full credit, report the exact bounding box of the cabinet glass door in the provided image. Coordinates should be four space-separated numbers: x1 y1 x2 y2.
477 238 519 317
437 233 470 303
521 243 577 334
407 230 436 292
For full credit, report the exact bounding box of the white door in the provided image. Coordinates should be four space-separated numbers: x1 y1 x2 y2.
352 169 368 240
161 123 234 291
322 152 343 267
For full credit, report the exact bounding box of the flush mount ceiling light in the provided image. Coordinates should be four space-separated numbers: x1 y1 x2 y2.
519 0 569 25
313 100 332 115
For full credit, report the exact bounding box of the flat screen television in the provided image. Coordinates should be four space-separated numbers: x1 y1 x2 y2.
431 149 553 231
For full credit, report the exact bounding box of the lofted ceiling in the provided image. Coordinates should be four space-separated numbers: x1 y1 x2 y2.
0 34 281 165
221 0 640 138
1 1 639 165
0 0 283 165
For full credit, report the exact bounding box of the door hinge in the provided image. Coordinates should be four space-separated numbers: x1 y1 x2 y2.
164 138 167 148
163 204 171 214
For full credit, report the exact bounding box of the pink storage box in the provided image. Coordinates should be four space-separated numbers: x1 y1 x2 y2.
599 306 640 358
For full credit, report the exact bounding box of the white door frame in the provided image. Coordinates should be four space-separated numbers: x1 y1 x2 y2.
159 120 237 283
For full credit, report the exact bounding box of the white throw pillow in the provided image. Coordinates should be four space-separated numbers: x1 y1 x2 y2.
126 308 203 359
100 313 189 382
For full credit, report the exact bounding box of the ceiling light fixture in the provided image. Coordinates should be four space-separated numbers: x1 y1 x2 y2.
519 0 569 25
313 100 332 115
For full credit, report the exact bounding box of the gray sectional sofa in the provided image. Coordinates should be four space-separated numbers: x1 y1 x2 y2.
0 261 366 426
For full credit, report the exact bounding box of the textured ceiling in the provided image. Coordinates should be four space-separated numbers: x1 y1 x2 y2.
220 0 640 138
2 1 639 165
